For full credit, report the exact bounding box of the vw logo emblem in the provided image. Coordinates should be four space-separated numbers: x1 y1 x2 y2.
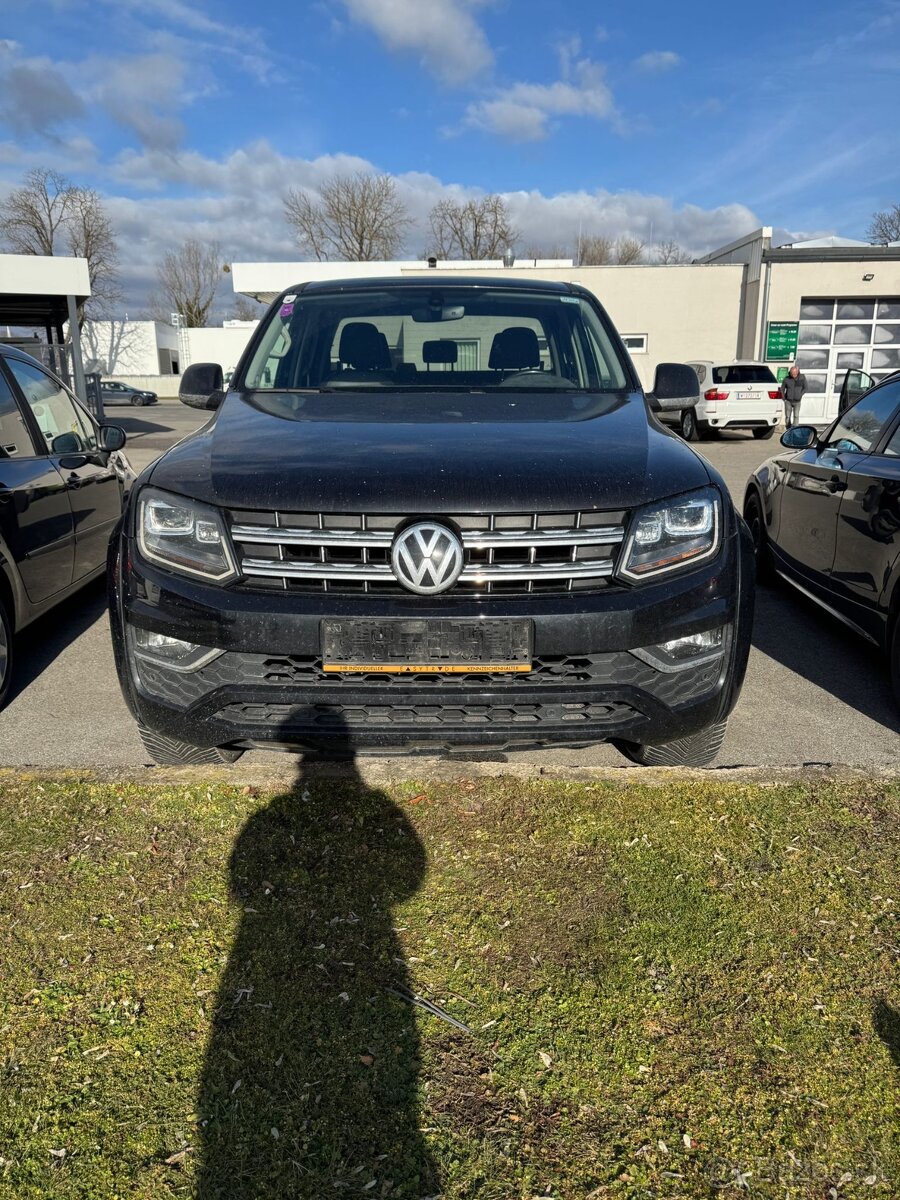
391 522 464 595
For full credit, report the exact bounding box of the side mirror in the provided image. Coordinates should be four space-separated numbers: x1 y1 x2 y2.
780 425 818 450
99 424 127 452
179 362 225 411
647 362 700 412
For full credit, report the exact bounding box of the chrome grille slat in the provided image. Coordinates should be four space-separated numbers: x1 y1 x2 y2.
240 559 616 582
230 525 624 548
229 509 625 594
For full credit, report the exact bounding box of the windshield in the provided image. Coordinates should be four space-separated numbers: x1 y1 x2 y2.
240 287 630 393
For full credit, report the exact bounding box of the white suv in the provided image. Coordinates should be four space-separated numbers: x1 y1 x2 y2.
660 361 782 442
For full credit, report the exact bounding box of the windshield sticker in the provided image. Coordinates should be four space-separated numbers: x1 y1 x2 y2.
279 301 295 318
561 296 580 303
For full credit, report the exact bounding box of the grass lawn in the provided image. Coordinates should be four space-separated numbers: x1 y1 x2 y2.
0 769 898 1199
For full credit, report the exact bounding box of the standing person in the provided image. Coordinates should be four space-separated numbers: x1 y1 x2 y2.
781 364 807 428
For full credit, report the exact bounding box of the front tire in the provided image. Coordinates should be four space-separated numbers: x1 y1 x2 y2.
130 395 144 406
753 426 777 440
890 617 900 708
138 725 244 765
680 408 701 442
0 596 12 712
614 720 728 768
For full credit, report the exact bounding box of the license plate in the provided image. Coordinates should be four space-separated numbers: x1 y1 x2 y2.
737 390 756 399
321 618 533 673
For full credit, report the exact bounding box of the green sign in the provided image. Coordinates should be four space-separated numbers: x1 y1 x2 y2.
766 321 799 361
776 366 789 383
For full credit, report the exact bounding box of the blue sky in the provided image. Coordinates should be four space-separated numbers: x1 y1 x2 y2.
1 0 899 308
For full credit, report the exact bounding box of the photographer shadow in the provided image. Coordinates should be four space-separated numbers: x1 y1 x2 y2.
196 734 438 1199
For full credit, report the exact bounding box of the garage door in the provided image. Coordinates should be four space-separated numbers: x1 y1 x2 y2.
796 298 900 422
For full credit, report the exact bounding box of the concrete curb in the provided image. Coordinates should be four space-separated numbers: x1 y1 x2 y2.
2 762 898 789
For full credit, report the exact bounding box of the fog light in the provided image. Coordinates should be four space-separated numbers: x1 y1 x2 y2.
632 626 728 672
130 626 222 672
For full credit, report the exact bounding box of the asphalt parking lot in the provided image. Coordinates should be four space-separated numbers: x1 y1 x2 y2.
1 403 897 769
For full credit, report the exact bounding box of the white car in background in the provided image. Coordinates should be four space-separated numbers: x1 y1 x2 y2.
659 360 782 442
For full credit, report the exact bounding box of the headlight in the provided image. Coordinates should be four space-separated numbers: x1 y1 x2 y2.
619 487 721 581
129 626 223 672
137 487 238 583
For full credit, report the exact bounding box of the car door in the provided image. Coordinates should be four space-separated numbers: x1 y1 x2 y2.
838 369 874 416
101 381 123 406
5 357 123 582
0 360 75 604
826 379 900 640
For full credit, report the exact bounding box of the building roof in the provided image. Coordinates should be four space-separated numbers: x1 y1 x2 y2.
0 253 91 326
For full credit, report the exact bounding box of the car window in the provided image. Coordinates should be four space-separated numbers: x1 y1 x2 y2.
885 423 900 457
825 379 900 456
5 358 98 455
690 364 706 384
712 365 777 384
0 367 36 457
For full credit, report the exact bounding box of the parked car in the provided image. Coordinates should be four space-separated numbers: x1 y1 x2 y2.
100 380 158 406
0 346 132 708
109 277 754 767
744 372 900 702
657 360 782 442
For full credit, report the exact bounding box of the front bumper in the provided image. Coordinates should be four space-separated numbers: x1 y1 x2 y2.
110 524 754 754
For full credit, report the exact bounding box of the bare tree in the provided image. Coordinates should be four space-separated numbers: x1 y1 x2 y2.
0 167 74 255
67 186 120 313
428 195 517 260
284 172 409 261
522 242 571 260
575 233 646 266
0 168 119 319
230 295 264 322
867 204 900 244
655 238 692 264
151 239 223 327
575 234 614 265
614 236 645 264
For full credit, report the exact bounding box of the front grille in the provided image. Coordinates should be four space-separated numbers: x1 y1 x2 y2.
217 699 637 729
227 509 627 596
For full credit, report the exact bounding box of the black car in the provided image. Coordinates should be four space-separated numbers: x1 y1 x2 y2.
109 277 754 766
99 380 158 406
0 346 131 707
744 372 900 702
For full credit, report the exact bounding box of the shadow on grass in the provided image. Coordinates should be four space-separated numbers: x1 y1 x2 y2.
873 1000 900 1071
196 739 438 1199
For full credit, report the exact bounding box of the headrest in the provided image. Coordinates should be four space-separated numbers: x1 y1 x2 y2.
488 326 541 370
338 322 391 370
423 339 458 365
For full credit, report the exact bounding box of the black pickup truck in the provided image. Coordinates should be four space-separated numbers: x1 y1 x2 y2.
109 276 753 766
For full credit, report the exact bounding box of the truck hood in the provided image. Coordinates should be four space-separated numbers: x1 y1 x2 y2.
148 389 713 513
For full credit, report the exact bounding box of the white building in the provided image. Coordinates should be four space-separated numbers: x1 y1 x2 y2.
82 319 180 376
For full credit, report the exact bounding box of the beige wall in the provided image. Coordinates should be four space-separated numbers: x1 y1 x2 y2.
765 259 900 323
401 264 744 387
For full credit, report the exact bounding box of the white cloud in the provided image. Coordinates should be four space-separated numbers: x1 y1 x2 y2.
634 50 681 72
463 51 616 141
339 0 493 84
40 143 764 309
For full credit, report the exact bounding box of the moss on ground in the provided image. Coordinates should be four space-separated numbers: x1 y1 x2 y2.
0 771 898 1198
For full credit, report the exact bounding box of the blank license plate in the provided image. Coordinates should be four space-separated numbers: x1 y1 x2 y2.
321 618 533 673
